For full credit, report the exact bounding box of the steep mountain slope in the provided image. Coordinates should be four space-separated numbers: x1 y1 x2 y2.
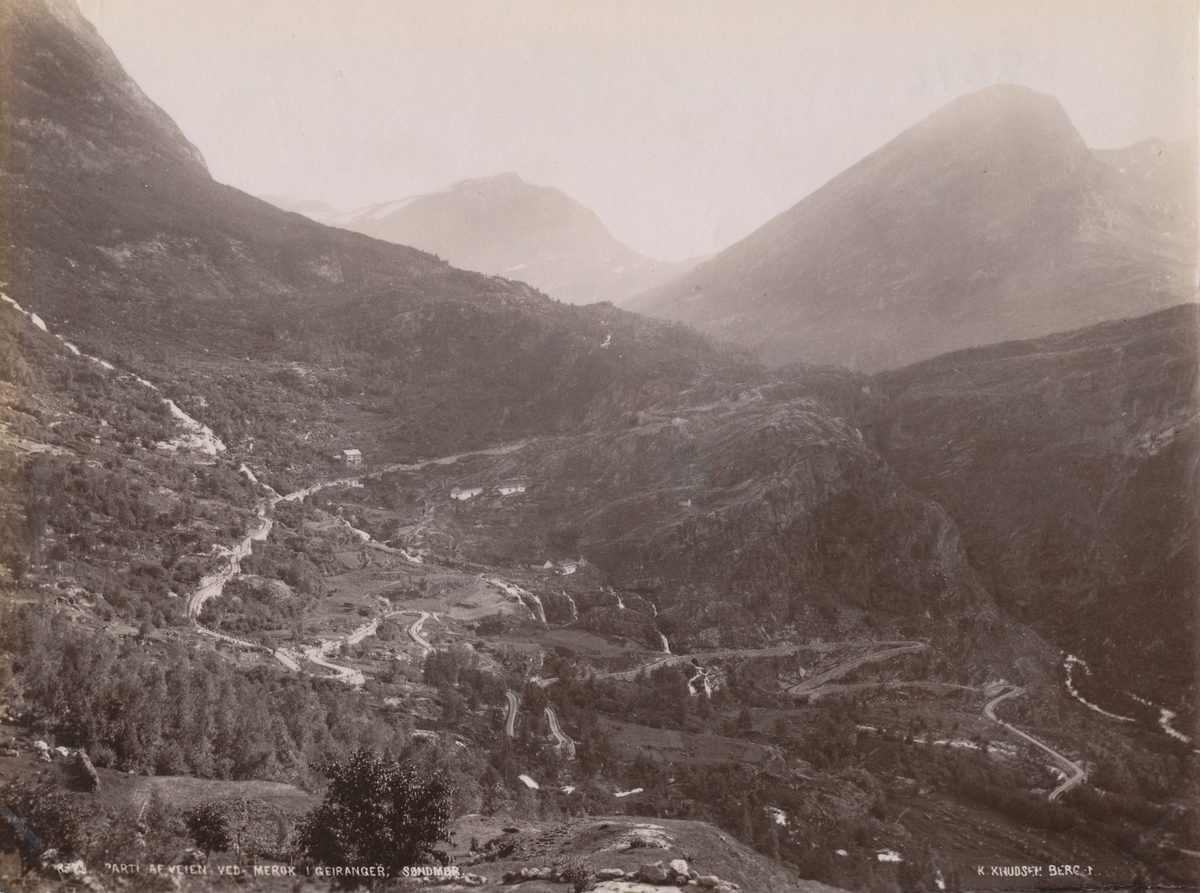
628 85 1197 371
0 0 756 459
1093 136 1199 228
875 304 1200 711
308 173 703 305
0 0 464 343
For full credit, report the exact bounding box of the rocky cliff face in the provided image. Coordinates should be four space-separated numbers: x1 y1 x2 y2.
1 0 209 176
875 304 1200 706
627 85 1196 371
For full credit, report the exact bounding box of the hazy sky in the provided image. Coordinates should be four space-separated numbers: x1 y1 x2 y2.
79 0 1198 261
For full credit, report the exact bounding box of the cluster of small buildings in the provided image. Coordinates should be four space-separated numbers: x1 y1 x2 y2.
535 558 583 575
450 477 528 501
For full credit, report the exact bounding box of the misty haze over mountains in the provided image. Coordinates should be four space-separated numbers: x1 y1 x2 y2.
627 85 1197 371
1 0 1198 889
266 86 1196 372
261 175 705 306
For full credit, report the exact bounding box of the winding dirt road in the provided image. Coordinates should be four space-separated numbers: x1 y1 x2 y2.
302 640 366 686
183 434 548 680
505 692 520 738
408 612 434 653
185 509 272 618
544 705 576 759
788 642 929 697
984 684 1086 801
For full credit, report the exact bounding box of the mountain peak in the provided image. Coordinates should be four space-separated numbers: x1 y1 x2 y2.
941 82 1068 118
330 175 702 304
907 83 1086 157
444 171 531 193
832 85 1090 209
627 84 1194 371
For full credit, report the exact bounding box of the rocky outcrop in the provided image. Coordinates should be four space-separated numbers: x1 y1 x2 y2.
74 748 101 792
457 816 825 893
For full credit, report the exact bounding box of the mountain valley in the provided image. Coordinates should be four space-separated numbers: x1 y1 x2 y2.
0 1 1197 891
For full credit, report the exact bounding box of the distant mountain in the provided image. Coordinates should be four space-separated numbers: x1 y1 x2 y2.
309 173 704 305
628 85 1197 371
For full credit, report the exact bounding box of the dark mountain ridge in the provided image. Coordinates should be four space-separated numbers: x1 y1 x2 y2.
628 85 1197 371
874 303 1199 709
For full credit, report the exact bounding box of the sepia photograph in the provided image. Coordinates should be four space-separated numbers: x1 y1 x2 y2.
0 1 1197 890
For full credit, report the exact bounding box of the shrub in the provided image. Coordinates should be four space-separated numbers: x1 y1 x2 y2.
185 802 230 858
556 857 593 892
0 779 91 873
293 750 452 885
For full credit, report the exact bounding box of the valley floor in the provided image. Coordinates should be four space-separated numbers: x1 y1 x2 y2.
1 299 1197 893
